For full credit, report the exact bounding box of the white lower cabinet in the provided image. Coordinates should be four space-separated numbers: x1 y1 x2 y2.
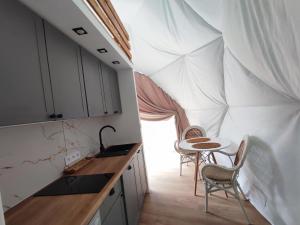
88 210 101 225
100 180 126 225
122 160 139 225
122 148 148 225
102 195 127 225
88 180 126 225
89 148 147 225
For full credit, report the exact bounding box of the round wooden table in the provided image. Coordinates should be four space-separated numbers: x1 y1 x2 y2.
179 137 232 196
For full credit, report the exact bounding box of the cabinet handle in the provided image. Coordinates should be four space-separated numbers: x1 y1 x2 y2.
49 113 56 119
109 188 115 196
104 111 108 114
137 149 141 153
114 110 118 114
128 165 132 170
56 114 63 119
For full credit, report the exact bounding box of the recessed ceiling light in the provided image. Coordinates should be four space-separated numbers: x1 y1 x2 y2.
72 27 87 35
97 48 108 53
112 61 120 64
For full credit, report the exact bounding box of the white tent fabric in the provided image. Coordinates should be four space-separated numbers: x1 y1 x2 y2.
224 49 294 107
112 0 300 224
223 1 300 101
151 38 226 109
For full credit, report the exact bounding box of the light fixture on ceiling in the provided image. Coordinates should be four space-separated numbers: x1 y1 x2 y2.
72 27 87 35
97 48 108 53
112 61 120 64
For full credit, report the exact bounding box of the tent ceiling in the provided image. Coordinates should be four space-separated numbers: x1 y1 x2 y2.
112 0 222 75
112 0 300 224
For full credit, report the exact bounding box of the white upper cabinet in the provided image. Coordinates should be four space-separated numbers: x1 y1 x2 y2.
0 0 52 126
81 49 122 117
0 0 122 126
43 21 88 119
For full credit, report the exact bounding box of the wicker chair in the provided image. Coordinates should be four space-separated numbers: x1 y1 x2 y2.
201 135 251 224
174 126 206 176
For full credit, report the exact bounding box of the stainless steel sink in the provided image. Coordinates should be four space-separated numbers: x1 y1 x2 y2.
95 143 136 158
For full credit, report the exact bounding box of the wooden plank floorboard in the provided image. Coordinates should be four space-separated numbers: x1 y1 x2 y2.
139 164 270 225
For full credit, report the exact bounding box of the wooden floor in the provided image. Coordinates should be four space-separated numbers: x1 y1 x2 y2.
139 164 270 225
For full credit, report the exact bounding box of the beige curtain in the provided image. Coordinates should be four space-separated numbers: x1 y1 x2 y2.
134 72 190 140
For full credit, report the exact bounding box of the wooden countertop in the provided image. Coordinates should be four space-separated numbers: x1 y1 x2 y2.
5 143 142 225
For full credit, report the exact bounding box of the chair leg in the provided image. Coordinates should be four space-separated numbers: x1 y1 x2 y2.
233 184 251 224
237 182 247 200
211 153 217 164
180 155 183 176
194 152 200 195
198 168 202 180
222 184 229 198
205 182 208 212
197 162 202 180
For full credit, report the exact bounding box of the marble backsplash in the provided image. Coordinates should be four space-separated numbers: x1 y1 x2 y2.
0 116 126 212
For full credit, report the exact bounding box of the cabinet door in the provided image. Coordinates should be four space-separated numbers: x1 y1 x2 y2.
133 155 143 209
109 71 122 114
0 0 52 126
81 48 106 117
88 210 101 225
101 63 122 115
100 180 122 221
137 148 148 196
122 161 139 225
101 63 114 115
102 195 127 225
44 21 87 119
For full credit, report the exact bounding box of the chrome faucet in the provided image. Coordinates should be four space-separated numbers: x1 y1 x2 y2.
99 125 116 152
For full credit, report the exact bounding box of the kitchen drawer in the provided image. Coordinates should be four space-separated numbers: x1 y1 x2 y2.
100 179 122 221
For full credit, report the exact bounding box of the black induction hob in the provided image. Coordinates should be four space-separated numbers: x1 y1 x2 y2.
34 173 114 197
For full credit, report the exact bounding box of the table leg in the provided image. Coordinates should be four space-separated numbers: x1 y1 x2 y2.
194 152 200 196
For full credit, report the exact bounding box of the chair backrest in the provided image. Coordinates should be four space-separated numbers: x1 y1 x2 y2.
234 135 250 169
181 125 206 140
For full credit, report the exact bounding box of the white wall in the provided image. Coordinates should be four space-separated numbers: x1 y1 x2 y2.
0 70 141 212
104 69 142 144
